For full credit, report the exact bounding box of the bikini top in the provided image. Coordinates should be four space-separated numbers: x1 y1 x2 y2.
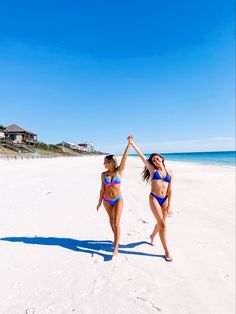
152 170 171 183
104 175 121 186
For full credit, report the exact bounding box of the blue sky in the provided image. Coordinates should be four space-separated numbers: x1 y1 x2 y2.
0 0 235 153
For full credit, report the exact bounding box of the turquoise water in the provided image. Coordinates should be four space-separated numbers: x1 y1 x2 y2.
130 151 236 167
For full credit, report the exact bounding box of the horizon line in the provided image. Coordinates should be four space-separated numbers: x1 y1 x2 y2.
126 150 236 156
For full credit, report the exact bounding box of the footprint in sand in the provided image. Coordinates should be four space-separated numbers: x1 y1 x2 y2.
92 257 101 264
10 281 22 289
45 306 54 314
136 296 161 312
137 219 149 224
150 302 161 312
91 253 108 263
136 296 148 301
34 287 55 296
126 230 138 236
8 266 18 272
62 304 78 313
24 306 37 314
111 254 128 266
127 232 133 236
195 241 209 248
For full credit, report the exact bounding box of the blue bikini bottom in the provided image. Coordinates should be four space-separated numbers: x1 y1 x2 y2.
103 195 122 206
150 192 168 206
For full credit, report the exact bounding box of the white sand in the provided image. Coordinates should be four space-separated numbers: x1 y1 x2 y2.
0 156 235 314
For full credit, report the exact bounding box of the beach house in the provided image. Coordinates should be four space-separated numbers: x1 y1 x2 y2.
4 124 38 145
78 143 95 152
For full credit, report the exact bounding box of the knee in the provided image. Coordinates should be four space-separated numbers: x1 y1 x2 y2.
114 219 120 229
110 218 115 228
159 220 166 231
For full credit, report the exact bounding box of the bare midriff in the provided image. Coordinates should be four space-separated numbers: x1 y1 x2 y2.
151 180 168 198
103 174 122 199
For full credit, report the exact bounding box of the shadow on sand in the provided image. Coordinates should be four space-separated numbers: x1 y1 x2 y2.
0 237 165 262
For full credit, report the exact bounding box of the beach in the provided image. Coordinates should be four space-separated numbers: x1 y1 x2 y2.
0 156 235 314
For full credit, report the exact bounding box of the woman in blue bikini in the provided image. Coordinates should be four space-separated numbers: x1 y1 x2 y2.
96 139 131 256
129 136 173 262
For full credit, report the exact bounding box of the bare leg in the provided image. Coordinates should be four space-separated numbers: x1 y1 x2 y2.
150 223 160 245
150 200 168 245
149 195 173 262
103 201 115 239
112 197 123 256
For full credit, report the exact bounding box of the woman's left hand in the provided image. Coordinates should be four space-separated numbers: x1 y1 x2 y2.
96 202 102 211
166 205 173 217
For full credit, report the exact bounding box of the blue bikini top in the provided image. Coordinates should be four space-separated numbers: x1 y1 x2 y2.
152 170 171 183
104 175 121 186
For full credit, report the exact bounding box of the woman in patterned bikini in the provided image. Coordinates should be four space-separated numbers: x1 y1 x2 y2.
96 138 131 257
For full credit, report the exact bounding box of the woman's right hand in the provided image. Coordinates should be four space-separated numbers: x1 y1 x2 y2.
128 135 134 145
96 202 102 211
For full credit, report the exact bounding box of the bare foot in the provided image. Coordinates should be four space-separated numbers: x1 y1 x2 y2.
150 234 155 246
165 251 173 262
113 248 118 257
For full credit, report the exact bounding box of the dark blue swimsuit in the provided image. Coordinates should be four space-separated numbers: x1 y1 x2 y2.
150 170 171 206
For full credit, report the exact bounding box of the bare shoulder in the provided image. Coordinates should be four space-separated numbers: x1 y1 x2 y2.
101 171 107 177
116 169 122 177
167 169 173 176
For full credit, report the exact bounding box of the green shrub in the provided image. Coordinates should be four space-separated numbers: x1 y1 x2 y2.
34 142 62 152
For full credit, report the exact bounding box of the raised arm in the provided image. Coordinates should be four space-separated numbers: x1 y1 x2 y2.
129 136 154 174
118 141 131 174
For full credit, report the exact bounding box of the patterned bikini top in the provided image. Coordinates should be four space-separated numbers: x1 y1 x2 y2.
104 175 121 186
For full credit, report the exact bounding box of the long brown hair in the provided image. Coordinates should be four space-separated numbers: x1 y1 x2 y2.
105 154 119 172
142 153 167 182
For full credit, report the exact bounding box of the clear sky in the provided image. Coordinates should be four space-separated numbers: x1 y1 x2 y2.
0 0 235 153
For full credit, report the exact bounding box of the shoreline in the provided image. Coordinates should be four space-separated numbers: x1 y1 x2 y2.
160 159 236 169
127 151 236 168
1 153 235 170
1 149 235 168
118 154 236 168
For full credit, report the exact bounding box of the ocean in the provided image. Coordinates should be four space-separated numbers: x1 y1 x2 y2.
130 151 236 167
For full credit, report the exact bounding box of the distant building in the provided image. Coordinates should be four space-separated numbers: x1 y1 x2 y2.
61 141 86 152
4 124 38 145
78 143 95 152
61 141 95 152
